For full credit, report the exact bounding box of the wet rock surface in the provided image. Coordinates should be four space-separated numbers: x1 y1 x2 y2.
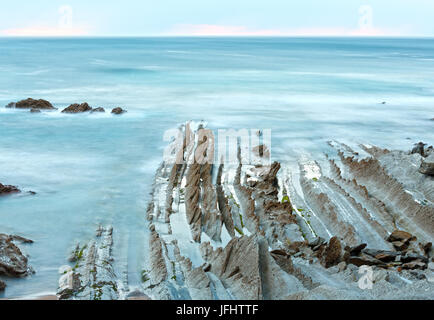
0 234 34 291
0 183 20 195
91 107 105 113
419 153 434 176
141 123 434 300
111 107 126 114
6 98 55 110
61 102 92 113
57 226 122 300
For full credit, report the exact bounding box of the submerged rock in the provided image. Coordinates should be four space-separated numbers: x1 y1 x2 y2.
30 108 41 113
111 107 126 114
61 102 92 113
419 153 434 176
91 107 105 113
0 280 6 291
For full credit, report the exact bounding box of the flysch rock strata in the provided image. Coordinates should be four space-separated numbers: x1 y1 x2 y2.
143 122 434 300
57 226 124 300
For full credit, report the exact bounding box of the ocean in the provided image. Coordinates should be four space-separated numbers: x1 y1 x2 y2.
0 37 433 298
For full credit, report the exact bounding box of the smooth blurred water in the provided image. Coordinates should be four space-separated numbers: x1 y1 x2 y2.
0 37 433 298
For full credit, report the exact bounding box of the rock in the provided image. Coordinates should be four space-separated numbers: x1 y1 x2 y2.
419 153 434 176
392 241 409 251
419 242 432 256
322 236 343 268
362 249 399 262
14 98 55 110
5 102 16 108
337 261 347 272
387 230 414 243
402 253 428 264
348 253 385 267
0 234 33 277
402 260 426 270
61 102 92 113
126 290 151 300
91 107 105 113
57 226 119 300
0 183 20 195
411 142 426 157
10 235 33 244
0 280 6 291
373 269 389 283
348 243 367 256
428 262 434 271
30 108 41 113
308 237 326 248
111 107 126 114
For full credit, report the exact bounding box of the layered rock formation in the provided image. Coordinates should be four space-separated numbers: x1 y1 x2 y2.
141 122 434 300
57 226 122 300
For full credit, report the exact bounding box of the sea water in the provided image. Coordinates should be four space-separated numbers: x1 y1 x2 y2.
0 37 433 298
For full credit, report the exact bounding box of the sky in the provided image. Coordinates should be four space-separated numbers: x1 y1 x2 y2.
0 0 434 37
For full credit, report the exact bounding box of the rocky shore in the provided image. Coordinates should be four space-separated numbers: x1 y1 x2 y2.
139 122 433 300
1 120 433 300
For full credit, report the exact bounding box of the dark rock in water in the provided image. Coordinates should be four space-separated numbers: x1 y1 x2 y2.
0 280 6 291
111 107 126 114
411 142 426 157
62 102 92 113
91 107 105 113
419 153 434 176
30 108 41 113
5 102 16 108
0 183 20 195
15 98 55 110
0 234 33 277
10 235 33 244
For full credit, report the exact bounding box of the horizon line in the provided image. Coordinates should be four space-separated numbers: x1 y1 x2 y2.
1 34 433 39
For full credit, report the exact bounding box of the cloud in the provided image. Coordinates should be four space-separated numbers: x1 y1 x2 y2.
0 26 89 37
167 24 406 37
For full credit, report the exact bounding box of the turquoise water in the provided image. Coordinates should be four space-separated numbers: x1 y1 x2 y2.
1 37 434 298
